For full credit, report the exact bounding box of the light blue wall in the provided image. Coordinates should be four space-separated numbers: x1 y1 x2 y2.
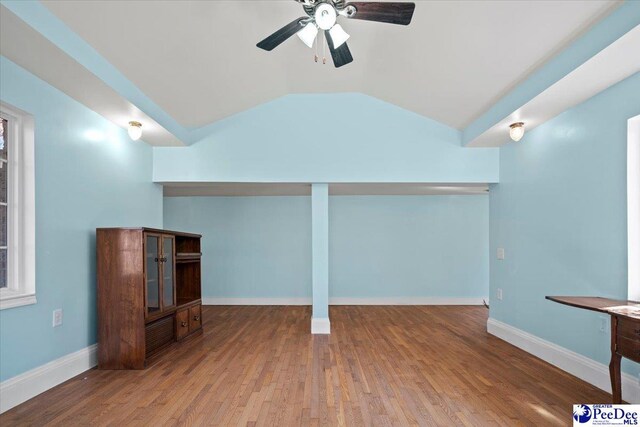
330 196 489 298
153 94 499 184
163 194 489 301
163 196 312 299
489 71 640 374
0 57 162 382
312 185 329 319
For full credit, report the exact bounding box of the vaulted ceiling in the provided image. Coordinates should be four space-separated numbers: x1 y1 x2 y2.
40 0 618 130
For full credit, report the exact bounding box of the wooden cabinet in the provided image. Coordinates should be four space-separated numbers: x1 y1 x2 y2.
97 228 203 369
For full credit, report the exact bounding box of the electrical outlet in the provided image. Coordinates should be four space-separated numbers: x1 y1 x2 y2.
497 288 503 301
497 248 505 260
599 317 607 333
53 309 63 327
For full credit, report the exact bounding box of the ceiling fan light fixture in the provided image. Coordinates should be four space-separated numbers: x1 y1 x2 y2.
315 3 337 30
328 24 350 48
509 122 525 142
297 22 318 48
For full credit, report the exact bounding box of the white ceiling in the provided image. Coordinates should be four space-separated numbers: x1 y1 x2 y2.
163 182 489 197
41 0 619 130
468 23 640 147
0 6 182 146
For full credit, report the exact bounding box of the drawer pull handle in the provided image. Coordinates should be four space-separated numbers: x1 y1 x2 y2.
194 315 200 321
634 329 640 334
181 321 188 327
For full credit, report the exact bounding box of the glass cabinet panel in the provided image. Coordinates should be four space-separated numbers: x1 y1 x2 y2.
162 236 175 308
145 234 161 315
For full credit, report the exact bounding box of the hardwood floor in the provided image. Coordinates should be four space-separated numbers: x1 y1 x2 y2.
1 306 609 426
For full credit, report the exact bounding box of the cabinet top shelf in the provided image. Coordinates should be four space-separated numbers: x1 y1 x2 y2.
176 252 202 258
96 227 201 239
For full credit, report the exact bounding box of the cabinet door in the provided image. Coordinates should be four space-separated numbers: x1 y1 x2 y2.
144 234 162 318
161 235 176 309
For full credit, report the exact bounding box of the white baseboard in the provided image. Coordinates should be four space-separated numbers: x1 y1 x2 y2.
311 317 331 334
0 344 98 413
202 297 487 306
487 318 640 403
329 297 487 305
202 297 312 305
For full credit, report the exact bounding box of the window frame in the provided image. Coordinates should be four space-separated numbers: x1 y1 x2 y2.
629 115 640 301
0 102 36 310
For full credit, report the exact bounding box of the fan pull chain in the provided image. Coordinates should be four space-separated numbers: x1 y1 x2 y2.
322 33 326 65
314 32 318 63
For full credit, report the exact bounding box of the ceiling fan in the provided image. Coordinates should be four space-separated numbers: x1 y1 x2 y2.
257 0 416 68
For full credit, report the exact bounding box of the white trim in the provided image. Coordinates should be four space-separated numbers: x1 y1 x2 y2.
202 297 312 305
0 292 36 309
0 344 97 413
628 115 640 300
329 297 487 305
202 297 488 306
311 317 331 334
487 318 640 403
0 102 36 310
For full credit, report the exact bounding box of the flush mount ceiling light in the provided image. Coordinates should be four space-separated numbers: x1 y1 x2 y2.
128 121 142 141
509 122 525 142
257 0 416 68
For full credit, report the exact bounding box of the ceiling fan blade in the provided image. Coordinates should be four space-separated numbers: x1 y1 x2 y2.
345 2 415 25
325 31 353 68
257 17 308 51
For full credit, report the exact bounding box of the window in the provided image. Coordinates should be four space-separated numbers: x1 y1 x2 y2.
0 102 35 310
1 118 7 288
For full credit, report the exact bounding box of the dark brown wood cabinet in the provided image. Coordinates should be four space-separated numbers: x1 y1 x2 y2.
97 227 203 369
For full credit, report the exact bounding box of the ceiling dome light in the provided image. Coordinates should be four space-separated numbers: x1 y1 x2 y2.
297 22 318 48
128 121 142 141
509 122 525 142
329 24 350 48
315 3 337 30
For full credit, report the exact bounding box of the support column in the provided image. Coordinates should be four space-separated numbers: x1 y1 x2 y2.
311 183 330 334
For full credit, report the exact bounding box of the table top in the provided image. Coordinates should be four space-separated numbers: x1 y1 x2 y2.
546 296 640 314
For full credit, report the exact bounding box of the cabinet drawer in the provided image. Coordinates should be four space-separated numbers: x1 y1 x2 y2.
617 317 640 340
145 316 174 356
617 336 640 363
176 308 190 340
189 304 202 331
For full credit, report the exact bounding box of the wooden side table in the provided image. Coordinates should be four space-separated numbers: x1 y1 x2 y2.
546 296 640 403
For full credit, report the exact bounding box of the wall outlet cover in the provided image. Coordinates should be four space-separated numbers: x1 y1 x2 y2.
53 309 63 327
497 248 505 260
599 317 607 333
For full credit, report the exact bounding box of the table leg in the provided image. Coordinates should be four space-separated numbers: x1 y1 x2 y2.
609 352 622 403
610 316 622 403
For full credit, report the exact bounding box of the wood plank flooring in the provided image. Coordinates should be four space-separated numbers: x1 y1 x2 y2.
1 306 609 426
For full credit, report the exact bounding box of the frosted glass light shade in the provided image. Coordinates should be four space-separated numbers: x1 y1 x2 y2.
128 121 142 141
329 24 350 48
297 23 318 48
509 122 525 142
